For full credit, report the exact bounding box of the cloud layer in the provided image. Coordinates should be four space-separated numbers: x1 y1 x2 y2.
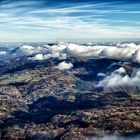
0 0 140 41
21 42 140 63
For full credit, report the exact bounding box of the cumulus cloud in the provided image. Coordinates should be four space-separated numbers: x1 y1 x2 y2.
19 45 35 54
11 42 140 64
98 67 140 87
133 49 140 63
66 43 104 57
29 54 44 61
19 45 47 55
44 52 67 60
97 73 106 77
24 43 67 60
66 42 140 63
66 43 140 63
43 44 67 60
0 51 7 55
62 43 140 63
56 61 73 70
115 67 126 74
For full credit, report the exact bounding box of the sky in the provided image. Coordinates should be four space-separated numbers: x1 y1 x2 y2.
0 0 140 42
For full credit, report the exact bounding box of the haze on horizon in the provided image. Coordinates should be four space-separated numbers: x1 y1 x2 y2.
0 0 140 42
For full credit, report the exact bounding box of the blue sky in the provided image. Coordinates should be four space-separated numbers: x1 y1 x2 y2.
0 0 140 42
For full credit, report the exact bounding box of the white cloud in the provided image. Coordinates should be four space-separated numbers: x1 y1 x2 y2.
0 51 7 55
133 49 140 63
19 45 35 54
66 43 140 63
98 67 140 87
26 43 68 60
0 1 140 41
56 61 73 70
97 73 106 77
15 42 140 64
30 54 44 61
19 45 47 55
115 67 126 74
